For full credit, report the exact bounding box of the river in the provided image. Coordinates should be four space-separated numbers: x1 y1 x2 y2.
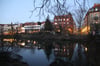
0 39 99 66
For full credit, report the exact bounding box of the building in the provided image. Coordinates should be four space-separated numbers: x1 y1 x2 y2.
54 13 76 35
0 21 45 35
83 4 100 34
19 22 42 33
2 24 15 35
0 23 19 35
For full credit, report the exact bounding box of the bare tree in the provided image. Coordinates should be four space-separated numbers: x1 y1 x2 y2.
72 0 89 33
30 0 69 18
31 0 89 33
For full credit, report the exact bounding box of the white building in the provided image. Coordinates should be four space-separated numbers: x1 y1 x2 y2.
19 24 41 33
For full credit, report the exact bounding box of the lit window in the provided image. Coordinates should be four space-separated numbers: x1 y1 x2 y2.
63 18 65 21
95 8 98 11
55 22 57 25
67 18 69 21
96 22 98 24
67 22 69 24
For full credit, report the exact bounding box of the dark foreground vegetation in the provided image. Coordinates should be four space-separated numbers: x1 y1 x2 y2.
1 32 100 43
0 51 28 66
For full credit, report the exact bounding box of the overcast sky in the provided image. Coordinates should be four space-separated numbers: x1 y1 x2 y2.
0 0 100 24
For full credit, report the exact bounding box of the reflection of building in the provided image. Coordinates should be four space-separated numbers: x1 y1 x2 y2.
53 43 74 59
83 4 100 34
54 13 76 35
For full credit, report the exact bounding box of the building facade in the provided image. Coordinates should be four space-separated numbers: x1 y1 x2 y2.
19 22 43 33
54 13 75 35
0 22 45 35
83 4 100 34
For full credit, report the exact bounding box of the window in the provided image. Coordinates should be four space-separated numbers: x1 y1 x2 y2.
63 18 65 21
55 22 57 25
61 19 62 21
58 19 61 21
64 22 65 24
95 8 98 11
67 18 69 21
67 22 69 24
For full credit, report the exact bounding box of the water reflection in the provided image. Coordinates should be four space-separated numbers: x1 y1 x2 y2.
71 44 87 66
0 38 99 66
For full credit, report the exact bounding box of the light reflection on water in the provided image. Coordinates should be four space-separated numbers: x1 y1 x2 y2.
0 39 92 66
16 43 87 66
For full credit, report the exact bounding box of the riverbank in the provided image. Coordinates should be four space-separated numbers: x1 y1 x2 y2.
1 32 100 42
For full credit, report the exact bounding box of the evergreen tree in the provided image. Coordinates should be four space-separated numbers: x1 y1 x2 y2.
44 18 53 31
37 22 41 25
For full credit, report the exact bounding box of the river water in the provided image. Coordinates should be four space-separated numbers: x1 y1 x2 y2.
0 39 99 66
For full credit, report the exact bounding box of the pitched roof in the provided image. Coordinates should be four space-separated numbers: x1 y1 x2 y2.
93 4 100 8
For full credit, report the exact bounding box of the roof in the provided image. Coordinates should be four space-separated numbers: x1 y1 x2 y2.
93 4 100 8
54 13 72 19
86 3 100 14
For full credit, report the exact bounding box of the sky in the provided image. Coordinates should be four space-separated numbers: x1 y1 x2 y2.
0 0 100 24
